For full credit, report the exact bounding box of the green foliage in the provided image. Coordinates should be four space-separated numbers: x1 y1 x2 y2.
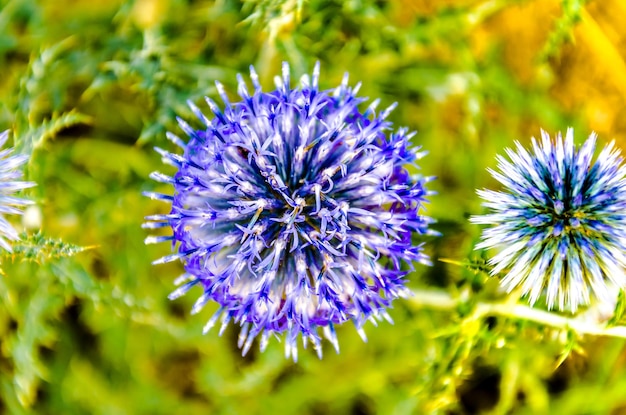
0 231 90 266
608 290 626 327
541 0 590 59
242 0 305 26
0 0 625 414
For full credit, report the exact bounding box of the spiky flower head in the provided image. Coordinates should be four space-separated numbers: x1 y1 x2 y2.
472 128 626 312
0 131 34 251
144 62 435 360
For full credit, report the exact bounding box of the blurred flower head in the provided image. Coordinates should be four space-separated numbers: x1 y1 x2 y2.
472 128 626 312
0 131 35 251
144 62 435 360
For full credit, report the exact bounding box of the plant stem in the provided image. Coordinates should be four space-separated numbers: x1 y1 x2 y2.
408 288 626 339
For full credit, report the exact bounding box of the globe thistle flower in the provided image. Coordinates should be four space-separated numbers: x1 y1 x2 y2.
0 131 35 251
144 62 435 360
472 128 626 312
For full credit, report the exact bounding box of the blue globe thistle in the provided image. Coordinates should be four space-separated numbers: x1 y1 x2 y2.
472 128 626 312
144 62 435 360
0 130 34 251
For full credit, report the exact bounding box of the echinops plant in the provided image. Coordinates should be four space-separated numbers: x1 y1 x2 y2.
144 62 436 360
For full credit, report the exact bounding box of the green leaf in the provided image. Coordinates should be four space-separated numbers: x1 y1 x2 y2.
0 231 92 265
15 110 92 154
540 0 589 60
608 290 626 327
439 257 493 276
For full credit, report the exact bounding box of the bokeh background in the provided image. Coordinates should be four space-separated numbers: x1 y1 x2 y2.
1 0 626 413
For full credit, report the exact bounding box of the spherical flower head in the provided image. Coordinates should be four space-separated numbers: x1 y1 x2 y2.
0 131 35 251
144 62 435 360
472 128 626 312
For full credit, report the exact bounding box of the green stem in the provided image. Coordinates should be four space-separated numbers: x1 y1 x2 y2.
408 288 626 339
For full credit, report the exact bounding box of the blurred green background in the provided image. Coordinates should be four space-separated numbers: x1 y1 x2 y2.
1 0 626 413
